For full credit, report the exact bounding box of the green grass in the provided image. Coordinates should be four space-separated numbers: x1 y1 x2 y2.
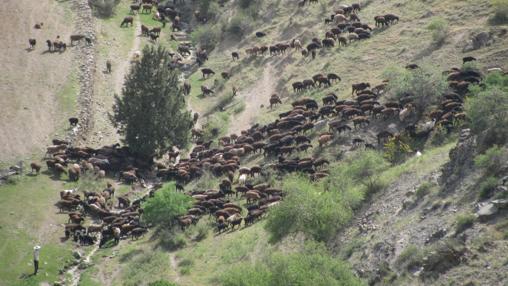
0 175 74 285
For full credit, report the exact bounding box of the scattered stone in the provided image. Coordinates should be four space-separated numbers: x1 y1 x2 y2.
425 228 447 244
402 197 417 210
72 250 82 259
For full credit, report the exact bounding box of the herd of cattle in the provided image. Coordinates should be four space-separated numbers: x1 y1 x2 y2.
26 0 494 243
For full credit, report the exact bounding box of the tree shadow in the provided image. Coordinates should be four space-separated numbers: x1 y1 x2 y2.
25 48 34 52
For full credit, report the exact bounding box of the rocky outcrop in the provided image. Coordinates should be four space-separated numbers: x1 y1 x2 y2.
440 129 476 189
68 0 97 144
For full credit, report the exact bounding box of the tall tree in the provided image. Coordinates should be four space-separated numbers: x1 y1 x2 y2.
111 45 193 158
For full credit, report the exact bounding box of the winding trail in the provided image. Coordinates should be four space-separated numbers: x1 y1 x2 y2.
229 64 277 134
169 253 181 283
114 18 142 96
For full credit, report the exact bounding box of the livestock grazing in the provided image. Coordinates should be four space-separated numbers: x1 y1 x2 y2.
149 32 159 42
30 162 42 174
121 16 134 27
28 39 36 49
130 4 140 14
183 81 191 95
201 85 214 96
232 52 239 60
201 68 215 78
34 23 43 29
269 95 282 108
69 117 79 126
142 4 153 14
221 72 230 80
327 73 341 82
70 34 85 45
318 134 333 147
463 56 477 64
352 82 370 96
255 31 266 38
151 27 161 35
106 60 112 73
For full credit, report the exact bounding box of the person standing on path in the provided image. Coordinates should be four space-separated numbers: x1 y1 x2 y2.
33 245 41 275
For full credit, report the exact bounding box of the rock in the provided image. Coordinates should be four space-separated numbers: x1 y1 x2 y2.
425 228 447 244
491 199 508 209
78 261 94 270
72 250 82 259
462 31 494 52
476 203 498 221
440 129 476 188
402 197 417 210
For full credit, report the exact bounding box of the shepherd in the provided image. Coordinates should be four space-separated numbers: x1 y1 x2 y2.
33 245 41 275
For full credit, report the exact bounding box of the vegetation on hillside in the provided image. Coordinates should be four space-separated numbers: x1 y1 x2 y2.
142 183 193 227
266 151 387 242
220 241 364 286
465 72 508 149
111 46 193 158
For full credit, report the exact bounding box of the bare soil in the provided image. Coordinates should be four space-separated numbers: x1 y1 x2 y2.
0 0 76 163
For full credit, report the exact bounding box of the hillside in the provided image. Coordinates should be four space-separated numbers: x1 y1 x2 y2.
0 0 507 285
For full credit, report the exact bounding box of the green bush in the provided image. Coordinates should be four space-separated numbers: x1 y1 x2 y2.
142 183 192 227
189 223 208 241
340 150 389 196
465 73 508 149
148 280 178 286
191 25 220 51
427 17 449 45
395 245 424 271
202 112 230 141
383 65 448 117
265 175 354 242
455 213 475 234
220 242 363 286
227 15 249 39
383 135 413 164
478 176 499 200
474 145 507 175
490 0 508 24
159 231 187 251
415 182 433 199
429 125 449 146
233 102 246 114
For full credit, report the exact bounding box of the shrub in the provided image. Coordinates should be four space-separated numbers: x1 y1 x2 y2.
429 125 449 146
465 73 508 149
191 25 220 51
159 231 187 250
478 176 499 200
383 135 413 164
415 182 433 199
202 112 229 141
395 245 424 271
233 102 246 114
490 0 508 24
90 0 119 18
474 145 507 175
341 150 389 195
427 17 449 45
265 175 354 242
383 65 447 117
148 280 178 286
227 15 249 39
455 213 475 234
188 223 208 241
142 183 192 227
220 241 363 286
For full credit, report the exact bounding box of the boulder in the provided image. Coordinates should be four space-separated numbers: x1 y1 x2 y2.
72 250 82 259
476 203 498 221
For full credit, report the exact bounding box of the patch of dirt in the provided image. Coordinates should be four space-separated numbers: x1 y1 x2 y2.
0 0 75 163
229 64 277 134
169 253 181 283
86 16 142 147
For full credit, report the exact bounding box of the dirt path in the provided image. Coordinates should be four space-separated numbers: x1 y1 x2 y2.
114 20 142 96
169 253 181 283
229 64 277 134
